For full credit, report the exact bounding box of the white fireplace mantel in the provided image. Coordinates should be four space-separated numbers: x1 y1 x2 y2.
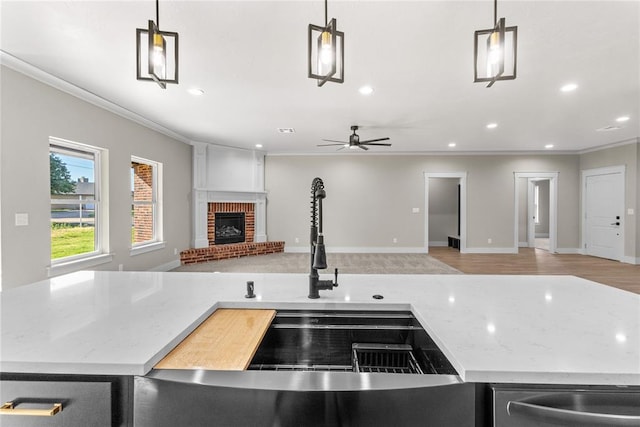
191 143 267 248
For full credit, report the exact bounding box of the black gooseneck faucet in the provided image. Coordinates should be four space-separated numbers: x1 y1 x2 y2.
309 177 338 299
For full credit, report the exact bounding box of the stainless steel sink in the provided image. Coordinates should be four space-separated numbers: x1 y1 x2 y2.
248 310 457 375
136 309 475 427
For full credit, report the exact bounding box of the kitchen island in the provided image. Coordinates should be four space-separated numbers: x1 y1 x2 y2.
1 271 639 426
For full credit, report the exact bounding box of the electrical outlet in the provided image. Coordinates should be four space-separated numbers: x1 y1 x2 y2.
393 237 398 244
412 207 420 213
628 208 635 215
173 248 178 255
15 213 28 226
118 264 123 271
488 238 492 244
294 237 300 243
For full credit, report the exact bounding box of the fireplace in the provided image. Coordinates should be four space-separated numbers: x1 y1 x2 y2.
215 212 245 244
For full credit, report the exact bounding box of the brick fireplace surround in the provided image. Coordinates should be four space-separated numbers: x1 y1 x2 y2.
180 202 284 265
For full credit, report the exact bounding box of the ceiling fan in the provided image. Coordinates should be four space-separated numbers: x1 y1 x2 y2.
318 125 391 150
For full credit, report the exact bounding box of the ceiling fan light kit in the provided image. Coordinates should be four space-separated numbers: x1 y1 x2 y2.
136 0 179 89
318 125 391 151
308 0 344 87
473 0 518 87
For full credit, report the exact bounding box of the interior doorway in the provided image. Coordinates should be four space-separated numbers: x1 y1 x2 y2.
529 178 551 251
424 172 467 253
514 172 558 253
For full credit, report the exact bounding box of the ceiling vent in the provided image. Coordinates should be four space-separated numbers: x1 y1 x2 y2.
277 128 295 133
596 125 622 132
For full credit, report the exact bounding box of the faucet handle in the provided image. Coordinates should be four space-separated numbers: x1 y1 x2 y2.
334 268 339 287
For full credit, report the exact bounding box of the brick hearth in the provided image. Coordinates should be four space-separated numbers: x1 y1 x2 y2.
180 241 285 265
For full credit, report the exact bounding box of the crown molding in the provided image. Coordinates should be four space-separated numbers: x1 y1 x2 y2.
0 50 191 144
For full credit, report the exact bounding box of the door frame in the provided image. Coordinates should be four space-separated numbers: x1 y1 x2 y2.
424 172 467 253
581 165 625 260
514 172 558 253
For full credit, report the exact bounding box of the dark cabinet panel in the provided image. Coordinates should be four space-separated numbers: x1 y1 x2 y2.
0 375 132 427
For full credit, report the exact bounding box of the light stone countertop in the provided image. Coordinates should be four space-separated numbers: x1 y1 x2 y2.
1 271 638 385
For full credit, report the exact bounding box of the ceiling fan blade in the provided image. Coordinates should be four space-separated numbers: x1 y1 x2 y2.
358 145 369 151
359 137 390 144
321 139 348 143
361 142 392 146
317 143 347 147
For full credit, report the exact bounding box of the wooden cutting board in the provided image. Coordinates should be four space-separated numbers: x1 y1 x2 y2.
154 308 276 371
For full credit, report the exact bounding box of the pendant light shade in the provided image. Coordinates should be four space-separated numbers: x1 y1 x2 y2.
474 0 517 87
308 0 344 86
136 0 179 89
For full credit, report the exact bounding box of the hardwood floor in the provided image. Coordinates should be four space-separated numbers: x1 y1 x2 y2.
429 247 640 295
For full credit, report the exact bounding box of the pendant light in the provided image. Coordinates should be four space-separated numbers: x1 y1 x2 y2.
473 0 517 87
308 0 344 87
136 0 179 89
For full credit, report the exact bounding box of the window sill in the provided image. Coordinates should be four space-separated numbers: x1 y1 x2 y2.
130 241 166 256
48 253 114 277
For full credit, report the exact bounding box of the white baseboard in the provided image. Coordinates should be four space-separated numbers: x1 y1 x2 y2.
464 247 518 254
518 241 529 248
150 259 181 271
622 256 639 265
535 233 550 238
429 241 448 247
285 246 428 254
556 248 582 254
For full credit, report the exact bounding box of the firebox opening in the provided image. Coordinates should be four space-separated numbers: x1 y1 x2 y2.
215 212 246 244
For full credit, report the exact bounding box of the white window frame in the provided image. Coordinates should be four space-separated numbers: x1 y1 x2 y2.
49 137 112 276
130 156 164 256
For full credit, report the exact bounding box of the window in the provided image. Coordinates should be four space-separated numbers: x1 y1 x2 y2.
131 156 163 253
50 138 105 264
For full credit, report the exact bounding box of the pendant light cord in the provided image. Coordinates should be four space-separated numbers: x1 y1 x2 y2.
324 0 328 26
493 0 497 24
156 0 160 28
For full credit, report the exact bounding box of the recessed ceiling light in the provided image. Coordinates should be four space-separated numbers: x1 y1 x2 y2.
188 88 204 96
277 128 295 133
616 116 630 122
255 144 263 148
560 83 578 92
448 142 456 148
545 144 554 149
358 85 374 95
486 123 498 129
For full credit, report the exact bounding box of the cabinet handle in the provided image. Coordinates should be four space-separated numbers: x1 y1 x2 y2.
0 401 63 416
508 400 640 426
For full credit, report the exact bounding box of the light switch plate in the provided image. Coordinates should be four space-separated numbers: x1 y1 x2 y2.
628 208 635 215
15 213 29 226
412 207 420 213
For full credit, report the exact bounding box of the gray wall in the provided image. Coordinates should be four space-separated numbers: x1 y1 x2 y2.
0 66 192 289
579 141 639 261
265 154 581 252
517 178 528 245
428 178 458 245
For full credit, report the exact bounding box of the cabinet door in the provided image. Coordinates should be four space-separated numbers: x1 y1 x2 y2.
0 380 111 427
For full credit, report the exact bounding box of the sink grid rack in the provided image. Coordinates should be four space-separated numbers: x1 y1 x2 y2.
351 343 423 374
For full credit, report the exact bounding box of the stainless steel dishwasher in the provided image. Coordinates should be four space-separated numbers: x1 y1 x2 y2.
492 384 640 426
134 310 477 427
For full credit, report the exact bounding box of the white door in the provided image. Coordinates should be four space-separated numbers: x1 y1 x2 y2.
584 172 624 261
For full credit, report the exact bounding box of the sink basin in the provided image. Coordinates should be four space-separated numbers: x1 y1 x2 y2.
248 310 457 375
